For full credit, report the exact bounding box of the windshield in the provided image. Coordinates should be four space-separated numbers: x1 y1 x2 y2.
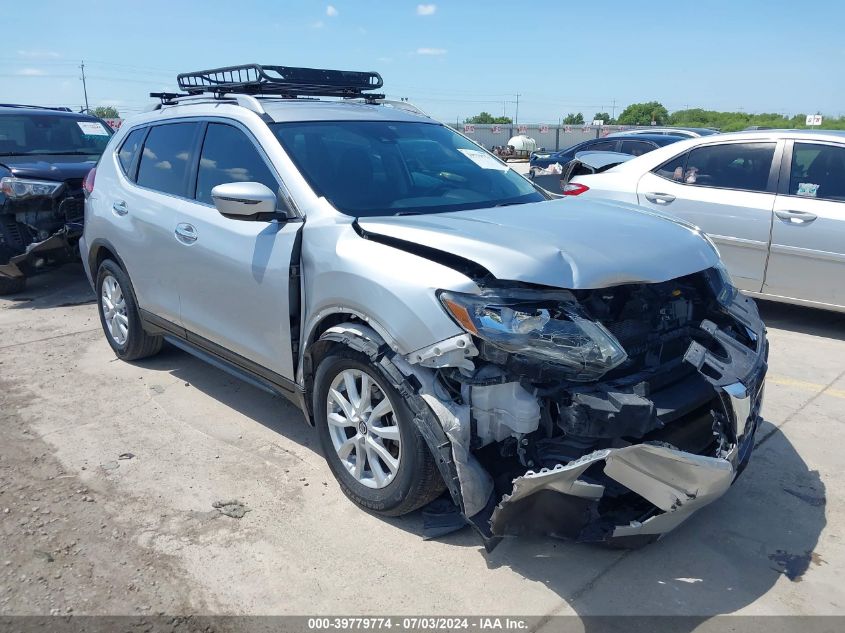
0 114 112 156
271 120 544 217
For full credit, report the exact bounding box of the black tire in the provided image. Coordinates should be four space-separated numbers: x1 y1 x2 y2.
0 275 25 296
313 349 444 516
95 259 163 361
0 245 26 295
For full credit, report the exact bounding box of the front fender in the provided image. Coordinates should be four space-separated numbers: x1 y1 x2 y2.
301 219 478 357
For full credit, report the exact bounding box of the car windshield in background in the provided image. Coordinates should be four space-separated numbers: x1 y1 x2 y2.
271 120 544 217
0 114 112 156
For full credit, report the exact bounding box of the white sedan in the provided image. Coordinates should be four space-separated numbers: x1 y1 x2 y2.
565 130 845 312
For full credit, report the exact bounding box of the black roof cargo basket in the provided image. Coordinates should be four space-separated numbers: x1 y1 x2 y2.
176 64 384 100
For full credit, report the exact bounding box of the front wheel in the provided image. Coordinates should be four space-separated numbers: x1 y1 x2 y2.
0 246 26 295
96 259 163 361
313 349 444 516
0 275 25 296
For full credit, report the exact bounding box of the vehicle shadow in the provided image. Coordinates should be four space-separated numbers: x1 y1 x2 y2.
133 343 322 458
482 420 826 621
1 263 95 310
757 299 845 341
370 419 825 621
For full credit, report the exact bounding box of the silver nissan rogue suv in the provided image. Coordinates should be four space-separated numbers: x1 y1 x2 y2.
81 65 767 547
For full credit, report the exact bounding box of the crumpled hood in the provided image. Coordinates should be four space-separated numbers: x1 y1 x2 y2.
1 154 98 181
357 198 719 289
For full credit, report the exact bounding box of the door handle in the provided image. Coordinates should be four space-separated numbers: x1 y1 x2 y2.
644 192 676 205
112 200 128 216
174 223 197 244
775 210 817 225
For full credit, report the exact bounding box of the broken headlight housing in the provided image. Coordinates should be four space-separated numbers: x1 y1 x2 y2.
705 262 738 308
0 177 63 200
439 289 628 381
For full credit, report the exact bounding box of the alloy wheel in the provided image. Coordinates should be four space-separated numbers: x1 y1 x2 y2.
101 275 129 346
326 368 401 489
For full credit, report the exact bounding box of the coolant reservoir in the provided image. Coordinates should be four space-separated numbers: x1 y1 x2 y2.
471 382 541 445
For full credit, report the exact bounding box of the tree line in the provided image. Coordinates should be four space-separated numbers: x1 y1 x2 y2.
467 102 845 131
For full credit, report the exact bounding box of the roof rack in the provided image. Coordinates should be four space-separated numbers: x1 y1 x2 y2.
175 64 385 100
0 104 73 112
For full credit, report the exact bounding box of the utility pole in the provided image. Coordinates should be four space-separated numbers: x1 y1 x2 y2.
515 93 521 127
611 98 617 121
79 60 89 113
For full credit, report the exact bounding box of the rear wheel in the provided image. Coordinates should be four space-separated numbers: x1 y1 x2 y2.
313 349 444 516
96 259 163 361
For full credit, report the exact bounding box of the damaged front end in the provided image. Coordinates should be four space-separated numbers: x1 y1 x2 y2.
410 264 767 547
0 176 85 283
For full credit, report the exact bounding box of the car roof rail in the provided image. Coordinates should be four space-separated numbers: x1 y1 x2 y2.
175 63 385 101
149 91 272 122
350 98 430 118
0 103 74 112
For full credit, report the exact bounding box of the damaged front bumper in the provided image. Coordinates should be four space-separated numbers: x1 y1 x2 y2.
487 292 767 545
0 224 81 280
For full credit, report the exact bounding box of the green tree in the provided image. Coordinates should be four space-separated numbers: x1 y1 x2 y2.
617 101 669 126
592 112 612 124
91 106 120 118
465 112 512 124
563 112 584 125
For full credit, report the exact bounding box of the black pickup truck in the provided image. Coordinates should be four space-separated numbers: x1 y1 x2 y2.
0 105 112 294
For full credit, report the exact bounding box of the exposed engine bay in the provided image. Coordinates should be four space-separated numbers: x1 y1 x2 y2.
335 264 768 547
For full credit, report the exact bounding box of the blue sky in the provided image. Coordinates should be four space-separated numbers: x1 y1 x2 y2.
2 0 843 122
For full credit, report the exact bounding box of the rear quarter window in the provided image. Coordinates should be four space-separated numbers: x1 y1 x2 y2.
116 128 147 181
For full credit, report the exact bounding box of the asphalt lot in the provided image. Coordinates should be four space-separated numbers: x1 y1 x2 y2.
1 263 844 621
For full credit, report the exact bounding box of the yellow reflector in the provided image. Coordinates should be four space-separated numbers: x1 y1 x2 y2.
443 298 478 334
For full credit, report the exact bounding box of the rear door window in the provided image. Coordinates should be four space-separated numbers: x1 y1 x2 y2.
117 128 146 180
682 142 776 192
195 123 280 206
620 140 656 157
136 122 201 197
788 142 845 202
585 139 618 152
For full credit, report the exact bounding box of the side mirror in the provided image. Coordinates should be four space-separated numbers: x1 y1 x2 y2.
211 182 276 218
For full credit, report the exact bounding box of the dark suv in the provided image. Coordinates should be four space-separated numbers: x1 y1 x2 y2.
0 105 112 294
529 133 686 176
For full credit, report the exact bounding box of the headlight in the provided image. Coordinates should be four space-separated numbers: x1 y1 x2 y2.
0 177 63 199
705 262 737 307
439 289 627 382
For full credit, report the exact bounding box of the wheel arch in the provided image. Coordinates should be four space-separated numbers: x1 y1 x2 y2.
299 311 397 427
88 238 129 277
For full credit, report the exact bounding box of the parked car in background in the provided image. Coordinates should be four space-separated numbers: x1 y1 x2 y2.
566 130 845 312
532 150 635 194
82 63 765 547
0 104 112 294
529 133 686 177
610 127 720 138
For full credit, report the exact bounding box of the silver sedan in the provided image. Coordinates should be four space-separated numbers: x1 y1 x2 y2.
568 130 845 312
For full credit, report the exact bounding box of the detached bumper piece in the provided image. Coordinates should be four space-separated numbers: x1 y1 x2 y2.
491 442 738 544
488 292 767 546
